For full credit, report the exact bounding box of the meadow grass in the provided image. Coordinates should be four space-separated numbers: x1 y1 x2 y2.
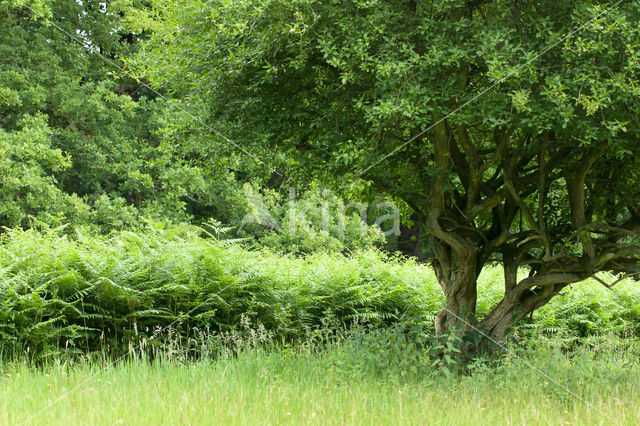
2 345 639 426
2 227 639 425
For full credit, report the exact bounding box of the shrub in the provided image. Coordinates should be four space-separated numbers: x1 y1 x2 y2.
0 225 436 361
0 226 637 362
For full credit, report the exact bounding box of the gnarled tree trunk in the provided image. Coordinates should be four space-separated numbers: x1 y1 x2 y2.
480 282 569 342
478 251 590 342
431 239 479 335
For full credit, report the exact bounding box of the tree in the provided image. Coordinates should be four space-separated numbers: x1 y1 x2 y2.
135 0 640 342
1 0 253 230
0 113 88 227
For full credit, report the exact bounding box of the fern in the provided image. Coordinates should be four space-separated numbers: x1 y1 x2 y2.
0 226 638 361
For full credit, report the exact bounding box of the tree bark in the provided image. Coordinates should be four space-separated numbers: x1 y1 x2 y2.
429 118 481 336
432 239 479 335
479 286 559 342
479 271 586 342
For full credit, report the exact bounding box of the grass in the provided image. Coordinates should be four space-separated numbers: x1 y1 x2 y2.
1 226 639 424
2 345 639 426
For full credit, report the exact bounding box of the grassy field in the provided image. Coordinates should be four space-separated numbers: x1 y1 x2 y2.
2 228 639 425
2 345 639 426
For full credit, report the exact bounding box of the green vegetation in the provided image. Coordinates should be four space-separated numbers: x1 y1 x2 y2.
4 226 638 424
2 226 636 423
1 227 638 361
2 340 639 425
4 0 638 340
2 0 640 423
135 0 640 339
0 225 433 360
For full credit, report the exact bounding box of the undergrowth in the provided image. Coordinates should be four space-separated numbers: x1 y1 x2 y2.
0 224 638 362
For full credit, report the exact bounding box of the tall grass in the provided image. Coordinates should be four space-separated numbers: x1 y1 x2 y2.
2 345 639 425
0 225 638 361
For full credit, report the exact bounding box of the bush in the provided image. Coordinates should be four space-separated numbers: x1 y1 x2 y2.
0 225 436 361
0 226 638 362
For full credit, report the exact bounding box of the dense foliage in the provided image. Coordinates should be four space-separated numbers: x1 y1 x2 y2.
0 225 431 360
0 0 387 257
0 0 255 232
1 3 639 423
1 227 638 361
1 0 639 359
133 0 640 339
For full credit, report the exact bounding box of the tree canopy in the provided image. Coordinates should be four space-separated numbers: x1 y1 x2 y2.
134 0 640 340
0 0 255 230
